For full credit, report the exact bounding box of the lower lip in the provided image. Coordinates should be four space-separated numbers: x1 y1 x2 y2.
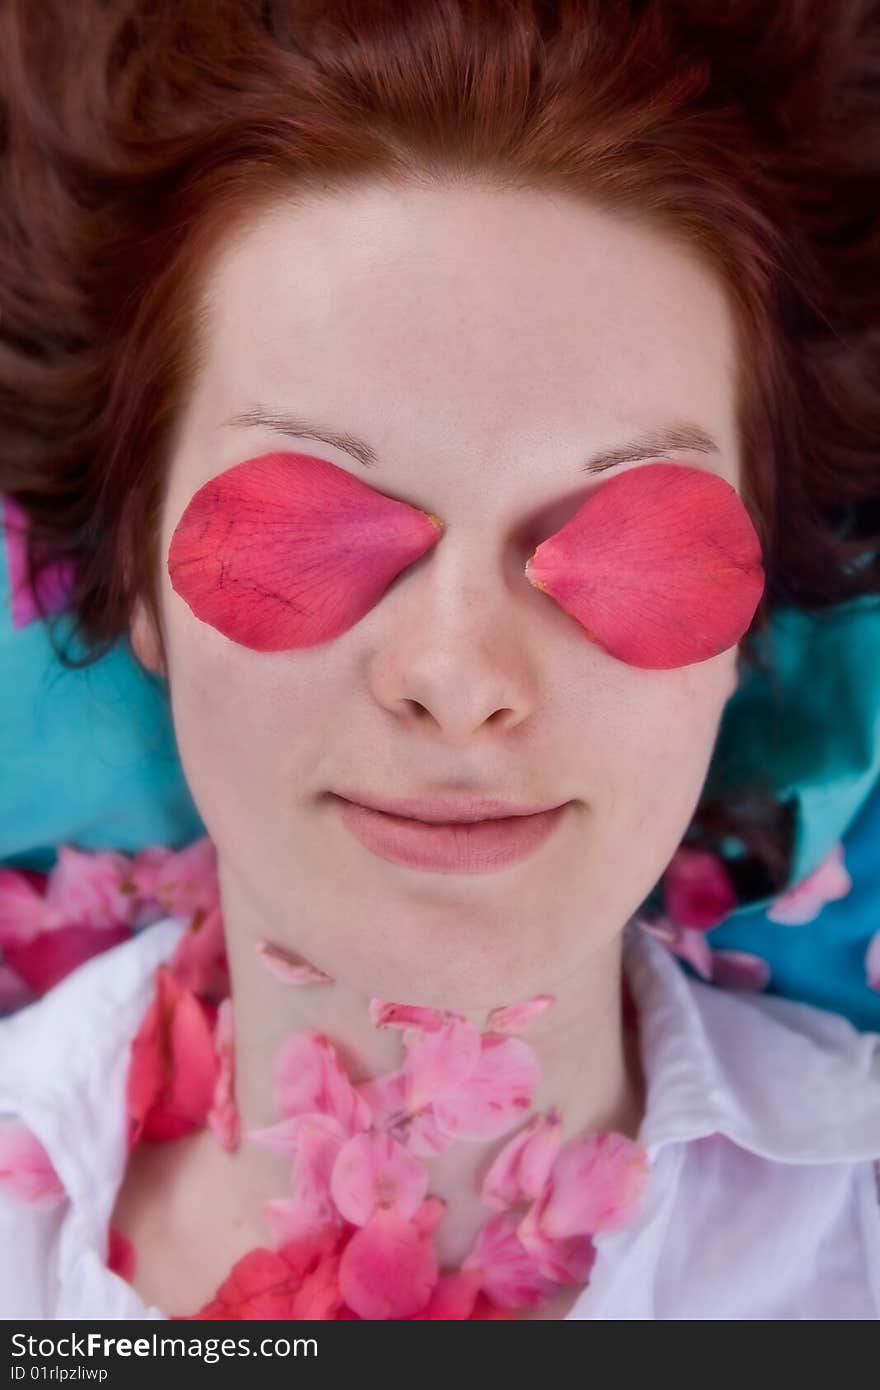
334 797 570 873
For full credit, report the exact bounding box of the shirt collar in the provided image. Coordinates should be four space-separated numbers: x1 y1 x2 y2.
0 916 186 1244
2 912 879 1239
623 915 880 1163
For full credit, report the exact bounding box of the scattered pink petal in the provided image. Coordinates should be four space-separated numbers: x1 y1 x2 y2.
354 1067 407 1128
403 1107 459 1157
354 1069 456 1157
44 846 137 930
401 1016 482 1111
642 915 714 980
470 1293 519 1319
368 999 463 1031
515 1201 598 1284
480 1108 564 1211
4 922 132 995
247 1111 347 1159
533 1131 650 1238
408 1268 483 1319
179 1227 347 1320
662 846 738 930
167 903 229 1002
125 965 220 1146
0 1120 66 1206
330 1130 428 1226
485 994 555 1034
3 494 76 627
129 846 177 904
272 1033 372 1135
107 1226 137 1281
337 1208 438 1319
867 931 880 993
411 1195 446 1238
262 1115 347 1246
463 1212 557 1308
0 869 48 947
255 938 333 986
143 837 220 922
206 998 240 1153
765 842 853 925
283 1245 346 1319
710 949 771 991
0 963 34 1013
432 1034 540 1141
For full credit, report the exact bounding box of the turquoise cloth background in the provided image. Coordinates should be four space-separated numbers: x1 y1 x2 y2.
1 505 878 1029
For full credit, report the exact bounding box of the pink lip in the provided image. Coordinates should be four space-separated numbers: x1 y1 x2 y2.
333 791 562 823
334 797 571 874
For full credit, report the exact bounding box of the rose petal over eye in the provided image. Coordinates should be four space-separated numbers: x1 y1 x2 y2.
524 461 765 670
167 451 444 651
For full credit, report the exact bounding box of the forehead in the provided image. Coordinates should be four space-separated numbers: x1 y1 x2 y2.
180 182 741 505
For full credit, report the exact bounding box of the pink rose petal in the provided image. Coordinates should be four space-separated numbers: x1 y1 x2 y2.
128 846 176 902
167 903 229 1002
0 869 48 947
44 846 136 930
3 494 75 627
411 1195 446 1238
407 1268 484 1319
337 1209 438 1319
330 1130 428 1226
255 938 333 986
485 994 555 1034
5 922 132 996
643 916 714 980
463 1212 557 1308
354 1069 456 1157
107 1226 137 1281
272 1033 372 1134
206 998 240 1153
516 1201 598 1284
662 846 738 930
369 1000 463 1031
0 1120 66 1206
533 1131 650 1239
0 963 34 1013
401 1016 482 1111
432 1034 540 1141
247 1111 347 1159
710 949 771 991
125 965 219 1146
146 837 220 921
480 1108 563 1211
765 842 853 925
262 1116 347 1246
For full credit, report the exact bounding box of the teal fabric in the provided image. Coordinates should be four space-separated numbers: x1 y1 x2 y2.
705 595 880 898
1 497 878 1028
645 594 880 1030
707 774 880 1031
0 533 205 875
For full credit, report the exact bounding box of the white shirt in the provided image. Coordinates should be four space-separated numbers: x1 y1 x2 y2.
1 914 879 1320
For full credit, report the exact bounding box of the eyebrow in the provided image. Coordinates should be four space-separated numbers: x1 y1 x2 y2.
221 406 721 474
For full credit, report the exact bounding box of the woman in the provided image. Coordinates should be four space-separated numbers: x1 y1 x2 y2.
1 0 879 1319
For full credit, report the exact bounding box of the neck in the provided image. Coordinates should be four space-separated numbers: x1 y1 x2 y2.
217 886 646 1269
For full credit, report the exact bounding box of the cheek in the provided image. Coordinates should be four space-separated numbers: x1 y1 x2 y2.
589 660 731 835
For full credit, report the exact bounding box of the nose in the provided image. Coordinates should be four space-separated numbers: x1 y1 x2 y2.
366 536 541 741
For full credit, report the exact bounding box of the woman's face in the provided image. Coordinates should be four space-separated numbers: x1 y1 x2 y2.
131 181 745 1005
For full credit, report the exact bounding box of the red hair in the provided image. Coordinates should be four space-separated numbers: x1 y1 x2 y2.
2 0 879 892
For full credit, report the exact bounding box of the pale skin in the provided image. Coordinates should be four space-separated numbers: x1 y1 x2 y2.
119 178 744 1319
